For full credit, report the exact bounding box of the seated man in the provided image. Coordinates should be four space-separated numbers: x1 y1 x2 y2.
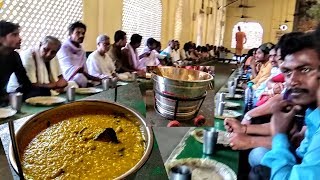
224 33 317 171
0 20 32 105
171 40 181 65
86 35 117 79
7 36 68 97
139 38 160 67
57 21 100 87
261 29 320 179
121 34 146 73
108 30 127 73
160 40 176 66
254 32 304 106
249 43 274 89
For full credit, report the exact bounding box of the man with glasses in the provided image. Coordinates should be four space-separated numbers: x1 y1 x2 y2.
86 35 117 79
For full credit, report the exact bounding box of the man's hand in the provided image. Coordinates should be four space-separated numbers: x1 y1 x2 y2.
289 125 306 149
55 78 68 89
224 118 246 133
272 83 284 95
270 100 301 136
135 70 146 77
229 133 252 150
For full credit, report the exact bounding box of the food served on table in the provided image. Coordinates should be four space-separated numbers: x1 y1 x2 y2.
165 158 236 180
20 111 145 179
25 96 66 106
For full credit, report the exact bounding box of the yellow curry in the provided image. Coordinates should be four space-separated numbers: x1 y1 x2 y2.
22 113 145 180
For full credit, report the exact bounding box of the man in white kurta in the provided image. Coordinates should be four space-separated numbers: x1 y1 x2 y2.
7 36 70 95
57 21 100 87
86 35 116 79
139 38 160 67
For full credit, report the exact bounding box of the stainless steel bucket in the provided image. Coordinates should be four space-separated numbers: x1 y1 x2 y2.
152 67 212 120
152 67 213 99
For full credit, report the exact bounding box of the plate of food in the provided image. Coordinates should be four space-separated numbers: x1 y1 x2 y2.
0 107 17 119
118 73 136 82
225 94 243 100
191 128 230 146
9 101 153 180
224 102 241 109
165 158 236 180
215 101 241 109
75 87 103 94
215 110 242 119
25 96 66 106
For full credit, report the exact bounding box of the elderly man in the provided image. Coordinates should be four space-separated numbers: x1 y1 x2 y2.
86 35 116 79
57 21 100 87
0 20 32 105
108 30 127 73
171 40 181 64
7 36 68 97
161 40 175 63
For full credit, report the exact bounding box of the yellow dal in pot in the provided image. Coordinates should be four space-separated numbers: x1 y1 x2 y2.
21 113 145 180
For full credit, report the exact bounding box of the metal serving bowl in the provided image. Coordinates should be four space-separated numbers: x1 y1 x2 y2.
152 66 213 99
9 100 153 180
152 67 213 120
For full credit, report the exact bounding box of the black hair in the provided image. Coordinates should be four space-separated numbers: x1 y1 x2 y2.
155 41 161 48
258 42 275 55
114 30 126 43
281 32 319 60
196 46 202 51
146 38 157 46
247 48 258 57
275 32 304 51
316 24 320 57
0 20 20 37
130 34 142 44
201 46 208 52
183 42 191 52
68 21 86 35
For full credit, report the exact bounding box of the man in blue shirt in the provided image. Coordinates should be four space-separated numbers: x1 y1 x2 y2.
260 30 320 179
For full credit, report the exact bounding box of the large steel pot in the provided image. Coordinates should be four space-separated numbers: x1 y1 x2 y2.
9 100 153 180
153 67 213 120
152 66 213 99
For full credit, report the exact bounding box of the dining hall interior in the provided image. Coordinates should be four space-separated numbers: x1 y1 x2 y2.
0 0 320 179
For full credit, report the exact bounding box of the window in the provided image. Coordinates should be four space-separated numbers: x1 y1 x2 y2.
0 0 83 50
122 0 162 53
231 22 263 49
174 0 183 40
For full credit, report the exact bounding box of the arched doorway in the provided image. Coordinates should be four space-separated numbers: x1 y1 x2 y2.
231 22 263 49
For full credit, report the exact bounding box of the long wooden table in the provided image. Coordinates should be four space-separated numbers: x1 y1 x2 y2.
0 82 167 179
